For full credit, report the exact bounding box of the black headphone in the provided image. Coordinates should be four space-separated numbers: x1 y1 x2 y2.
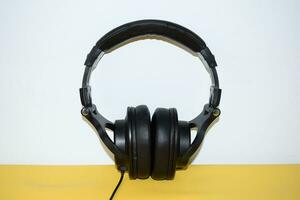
80 20 221 180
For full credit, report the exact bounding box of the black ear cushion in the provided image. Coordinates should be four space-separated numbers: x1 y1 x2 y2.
151 108 179 180
114 120 127 169
126 105 151 179
177 121 191 168
178 121 191 156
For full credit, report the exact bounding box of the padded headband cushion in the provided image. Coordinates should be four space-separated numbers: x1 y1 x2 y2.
126 105 151 179
151 108 179 180
96 19 207 53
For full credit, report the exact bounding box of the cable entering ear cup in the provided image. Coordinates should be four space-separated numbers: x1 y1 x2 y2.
125 105 151 179
151 108 179 180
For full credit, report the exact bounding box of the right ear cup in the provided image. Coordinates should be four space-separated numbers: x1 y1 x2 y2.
151 108 179 180
151 108 191 180
114 105 151 179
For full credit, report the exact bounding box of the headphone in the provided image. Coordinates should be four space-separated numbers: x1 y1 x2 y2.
80 20 221 180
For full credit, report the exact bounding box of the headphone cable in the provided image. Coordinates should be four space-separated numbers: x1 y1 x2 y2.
109 169 125 200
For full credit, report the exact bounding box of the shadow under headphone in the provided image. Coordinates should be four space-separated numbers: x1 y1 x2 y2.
80 20 221 180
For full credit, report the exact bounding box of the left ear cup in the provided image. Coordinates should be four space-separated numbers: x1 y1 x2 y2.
128 105 153 179
151 108 179 180
127 105 151 179
114 105 151 179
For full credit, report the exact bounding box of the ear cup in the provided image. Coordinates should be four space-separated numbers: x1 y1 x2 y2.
126 105 151 179
177 121 191 168
114 120 127 169
151 108 179 180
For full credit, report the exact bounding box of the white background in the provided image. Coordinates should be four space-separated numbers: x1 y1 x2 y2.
0 0 299 165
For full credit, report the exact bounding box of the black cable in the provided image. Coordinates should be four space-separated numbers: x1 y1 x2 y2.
109 170 125 200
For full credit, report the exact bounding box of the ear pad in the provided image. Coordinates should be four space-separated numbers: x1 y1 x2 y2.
151 108 179 180
177 121 191 168
114 119 126 169
114 105 151 179
124 105 151 179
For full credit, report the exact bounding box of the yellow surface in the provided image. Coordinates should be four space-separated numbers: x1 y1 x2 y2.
0 165 299 200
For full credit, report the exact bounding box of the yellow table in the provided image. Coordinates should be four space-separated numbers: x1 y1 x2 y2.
0 165 299 200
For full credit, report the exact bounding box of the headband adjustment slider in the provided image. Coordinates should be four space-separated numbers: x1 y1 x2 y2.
84 45 102 67
209 86 222 108
200 47 217 68
79 86 92 107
